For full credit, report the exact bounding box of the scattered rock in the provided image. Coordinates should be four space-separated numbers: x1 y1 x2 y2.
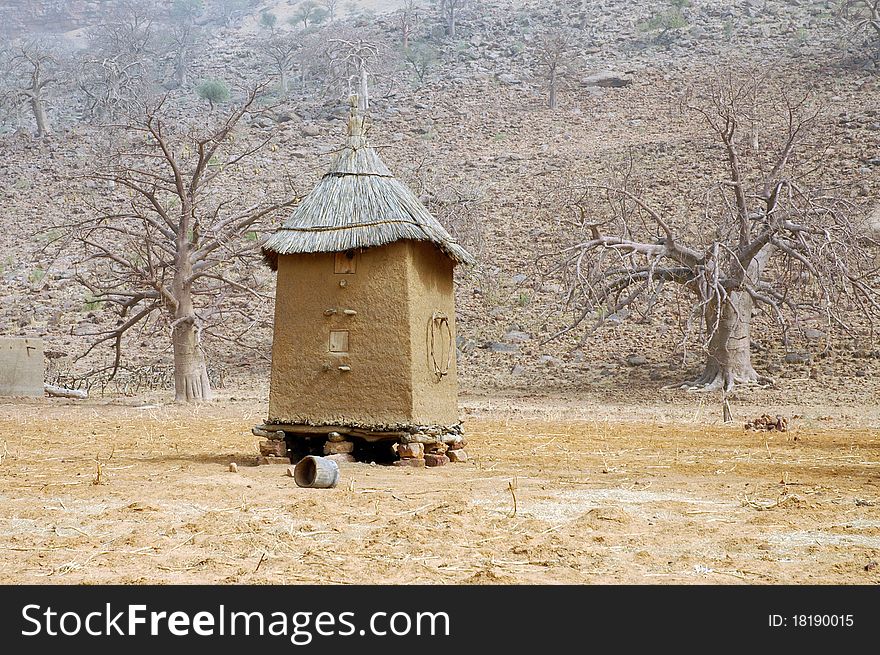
626 354 648 366
448 449 468 463
425 453 450 467
485 342 519 353
327 431 346 442
803 328 826 342
744 414 789 432
228 462 238 473
250 117 273 129
497 73 522 85
300 124 321 137
581 71 633 88
456 336 478 353
503 330 531 342
784 352 811 364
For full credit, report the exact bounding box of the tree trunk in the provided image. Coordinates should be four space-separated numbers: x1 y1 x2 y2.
358 65 369 112
688 291 760 391
175 46 188 87
172 253 212 402
30 94 50 137
548 68 557 109
172 317 212 402
280 69 288 95
446 10 456 37
686 246 773 391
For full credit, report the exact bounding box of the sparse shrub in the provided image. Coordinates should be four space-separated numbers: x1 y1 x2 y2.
37 228 61 243
196 79 230 109
790 26 809 52
722 18 735 42
28 267 45 285
83 293 103 311
638 0 690 43
403 41 438 85
260 11 278 30
290 1 328 28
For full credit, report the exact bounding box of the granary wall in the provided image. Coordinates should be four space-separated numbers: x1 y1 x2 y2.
405 242 459 426
0 337 44 397
268 242 415 427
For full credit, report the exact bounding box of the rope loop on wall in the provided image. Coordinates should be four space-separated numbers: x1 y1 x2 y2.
429 312 452 382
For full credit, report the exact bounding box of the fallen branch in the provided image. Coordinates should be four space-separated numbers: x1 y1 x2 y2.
44 384 88 399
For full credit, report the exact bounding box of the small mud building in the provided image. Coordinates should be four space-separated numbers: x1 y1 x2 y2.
258 102 474 466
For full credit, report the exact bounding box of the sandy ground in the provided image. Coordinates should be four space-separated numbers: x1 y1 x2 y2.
1 392 879 584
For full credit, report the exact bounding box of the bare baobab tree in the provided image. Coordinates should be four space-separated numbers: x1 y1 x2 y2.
0 41 57 137
399 0 423 49
77 1 160 119
439 0 469 38
322 0 342 22
840 0 880 57
72 86 296 401
534 29 574 110
325 37 384 111
258 30 300 95
290 1 326 28
162 0 205 88
542 72 878 391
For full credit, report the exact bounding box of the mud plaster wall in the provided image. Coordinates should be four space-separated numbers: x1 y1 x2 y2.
269 242 414 426
268 241 462 428
0 337 44 397
406 241 459 425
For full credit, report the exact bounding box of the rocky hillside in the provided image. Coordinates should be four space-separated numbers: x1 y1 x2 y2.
1 0 878 399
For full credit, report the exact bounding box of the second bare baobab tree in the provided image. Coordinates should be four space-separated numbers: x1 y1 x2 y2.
543 72 878 391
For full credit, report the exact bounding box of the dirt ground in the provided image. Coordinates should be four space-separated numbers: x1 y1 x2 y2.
1 391 879 585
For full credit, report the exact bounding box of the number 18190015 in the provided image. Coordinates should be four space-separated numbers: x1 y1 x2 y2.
769 614 854 628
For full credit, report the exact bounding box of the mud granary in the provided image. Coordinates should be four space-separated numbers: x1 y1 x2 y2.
256 99 474 467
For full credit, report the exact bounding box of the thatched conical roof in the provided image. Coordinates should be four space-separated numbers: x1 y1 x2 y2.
262 101 475 269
